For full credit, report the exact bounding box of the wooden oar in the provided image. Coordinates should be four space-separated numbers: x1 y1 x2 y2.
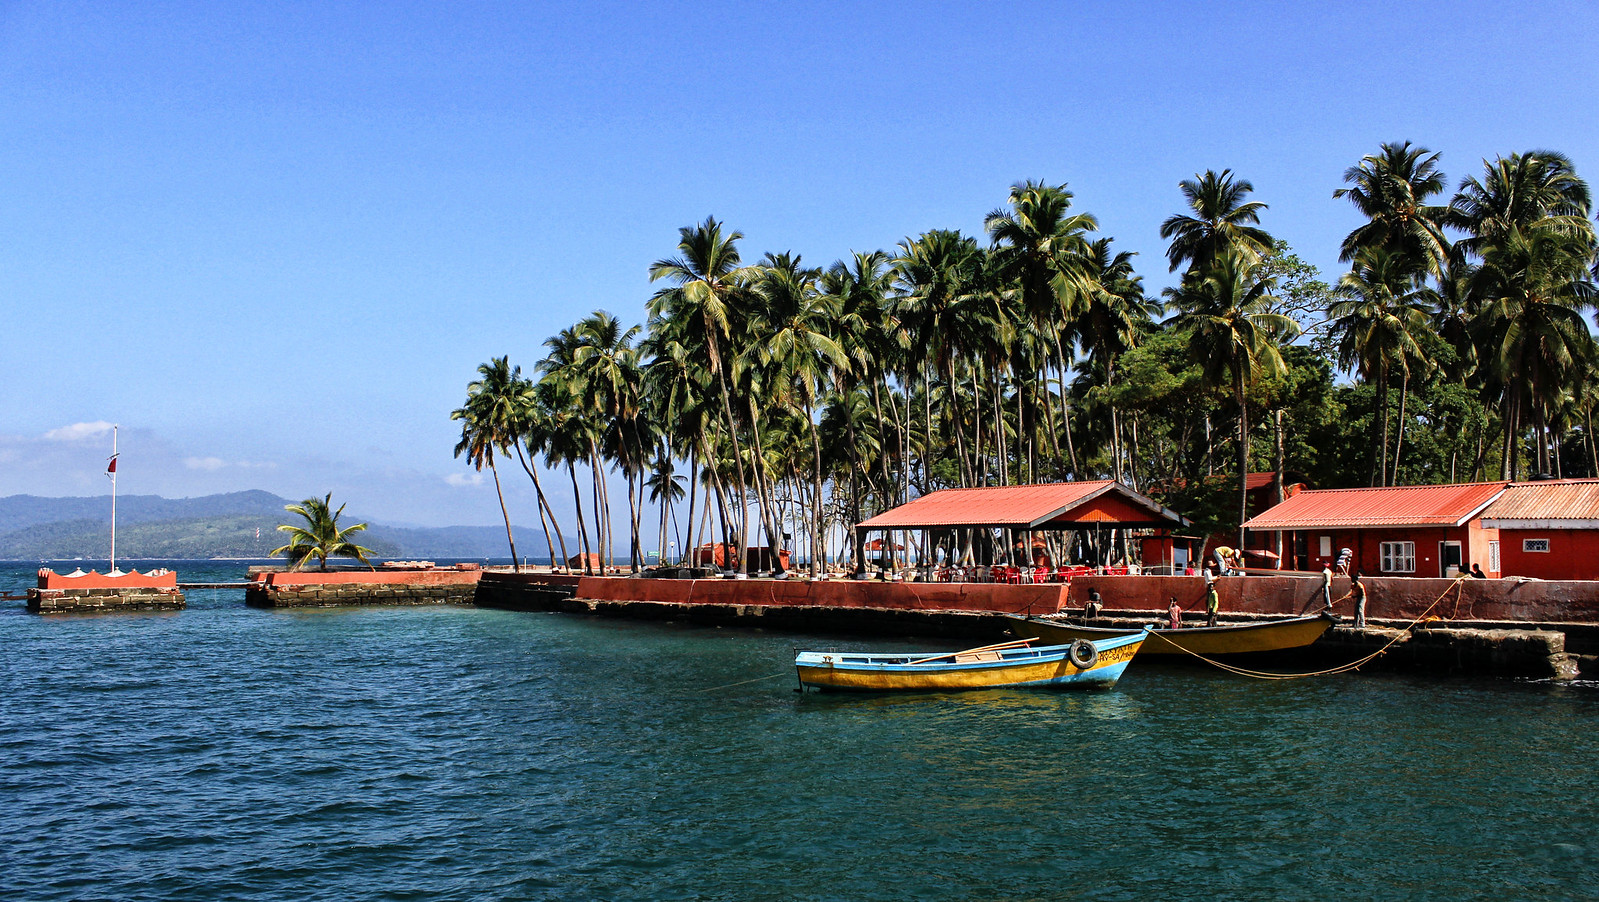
906 637 1038 666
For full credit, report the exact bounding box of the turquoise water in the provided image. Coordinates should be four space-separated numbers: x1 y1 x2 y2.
3 561 1597 900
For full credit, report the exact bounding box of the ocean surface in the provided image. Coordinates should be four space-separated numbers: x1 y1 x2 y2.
3 560 1597 901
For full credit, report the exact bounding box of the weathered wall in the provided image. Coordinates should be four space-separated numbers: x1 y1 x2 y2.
38 568 179 590
28 587 185 613
562 573 1599 625
251 569 482 588
246 569 482 607
1498 529 1599 581
572 577 1067 615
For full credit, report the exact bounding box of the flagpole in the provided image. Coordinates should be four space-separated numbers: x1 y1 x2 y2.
110 425 118 572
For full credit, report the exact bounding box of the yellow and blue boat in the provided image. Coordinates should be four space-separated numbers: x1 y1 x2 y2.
794 633 1146 693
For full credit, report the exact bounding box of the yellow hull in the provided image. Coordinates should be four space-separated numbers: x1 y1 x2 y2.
1007 615 1332 657
796 638 1142 692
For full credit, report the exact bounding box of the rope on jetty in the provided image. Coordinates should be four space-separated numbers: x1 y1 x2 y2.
1152 576 1469 680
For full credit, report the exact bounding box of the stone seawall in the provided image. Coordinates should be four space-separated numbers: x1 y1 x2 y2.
28 587 185 613
246 569 482 608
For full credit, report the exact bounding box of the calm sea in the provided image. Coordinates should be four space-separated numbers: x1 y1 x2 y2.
2 560 1597 901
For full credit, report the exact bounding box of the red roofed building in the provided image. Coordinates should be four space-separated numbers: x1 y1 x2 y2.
1243 481 1508 577
1480 479 1599 580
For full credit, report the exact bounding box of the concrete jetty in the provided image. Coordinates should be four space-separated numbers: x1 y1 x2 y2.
28 568 185 613
473 571 1599 680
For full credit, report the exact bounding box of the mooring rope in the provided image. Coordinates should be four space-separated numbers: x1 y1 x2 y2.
695 672 792 693
1148 576 1469 680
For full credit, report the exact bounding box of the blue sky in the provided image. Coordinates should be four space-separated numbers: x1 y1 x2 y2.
2 1 1595 530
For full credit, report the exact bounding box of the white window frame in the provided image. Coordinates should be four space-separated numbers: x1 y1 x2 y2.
1489 541 1501 573
1380 541 1416 573
1523 538 1550 553
1318 536 1332 558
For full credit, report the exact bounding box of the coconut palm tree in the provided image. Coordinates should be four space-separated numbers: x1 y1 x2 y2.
452 356 526 570
1327 247 1438 485
1165 248 1297 547
1160 169 1275 274
649 217 759 573
1470 223 1598 478
271 493 376 572
985 180 1099 473
1070 237 1159 482
1334 141 1450 274
748 255 850 576
1449 151 1596 260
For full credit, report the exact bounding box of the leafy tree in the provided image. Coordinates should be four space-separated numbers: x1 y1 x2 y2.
1159 169 1274 274
271 493 375 572
452 356 526 570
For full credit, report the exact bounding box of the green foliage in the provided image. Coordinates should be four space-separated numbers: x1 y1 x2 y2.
271 494 376 572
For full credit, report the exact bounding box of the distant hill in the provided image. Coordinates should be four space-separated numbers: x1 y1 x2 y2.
0 491 563 560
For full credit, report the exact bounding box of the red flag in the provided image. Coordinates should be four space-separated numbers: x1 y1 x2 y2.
107 457 117 474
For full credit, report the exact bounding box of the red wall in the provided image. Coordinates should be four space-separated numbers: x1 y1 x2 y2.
1293 525 1488 577
38 568 178 589
1499 530 1599 581
574 577 1067 615
255 569 483 588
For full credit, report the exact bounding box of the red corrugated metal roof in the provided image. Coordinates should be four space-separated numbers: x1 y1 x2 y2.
1481 479 1599 524
1242 481 1508 530
858 481 1188 530
1245 472 1277 490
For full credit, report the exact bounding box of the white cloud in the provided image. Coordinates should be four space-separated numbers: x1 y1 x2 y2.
43 421 115 442
184 456 226 471
445 472 485 487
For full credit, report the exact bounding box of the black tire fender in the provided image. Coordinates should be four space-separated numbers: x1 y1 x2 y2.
1069 639 1098 670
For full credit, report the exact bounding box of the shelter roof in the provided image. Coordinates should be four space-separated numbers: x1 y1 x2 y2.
1481 479 1599 528
858 481 1190 530
1242 482 1508 531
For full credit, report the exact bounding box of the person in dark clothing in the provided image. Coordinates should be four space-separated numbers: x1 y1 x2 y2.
1350 572 1367 627
1471 563 1487 579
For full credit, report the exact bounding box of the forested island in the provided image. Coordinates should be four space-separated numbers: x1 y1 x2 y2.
451 144 1599 576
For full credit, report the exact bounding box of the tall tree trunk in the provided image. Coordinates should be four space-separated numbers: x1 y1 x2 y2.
1375 362 1391 487
1391 370 1409 484
490 457 519 571
1236 369 1250 552
706 329 752 575
1052 333 1079 474
806 402 826 579
512 442 560 567
567 464 592 574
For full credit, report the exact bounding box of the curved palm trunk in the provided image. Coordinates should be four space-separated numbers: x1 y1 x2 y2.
567 463 593 575
513 443 562 568
490 457 519 572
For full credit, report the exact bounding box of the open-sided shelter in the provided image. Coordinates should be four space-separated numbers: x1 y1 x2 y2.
855 480 1191 571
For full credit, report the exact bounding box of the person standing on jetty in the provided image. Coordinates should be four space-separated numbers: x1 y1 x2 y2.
1321 563 1334 611
1167 596 1183 630
1205 580 1220 627
1350 572 1367 628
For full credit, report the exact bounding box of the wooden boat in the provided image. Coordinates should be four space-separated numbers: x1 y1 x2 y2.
1001 612 1334 657
794 633 1146 693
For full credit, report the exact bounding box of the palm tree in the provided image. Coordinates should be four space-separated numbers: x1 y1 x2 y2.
1165 248 1297 547
649 217 759 573
1449 151 1595 259
1070 237 1158 482
271 493 376 572
452 356 526 570
1327 247 1438 485
749 254 850 576
1470 223 1598 478
1333 141 1450 273
985 180 1099 473
1160 169 1274 274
